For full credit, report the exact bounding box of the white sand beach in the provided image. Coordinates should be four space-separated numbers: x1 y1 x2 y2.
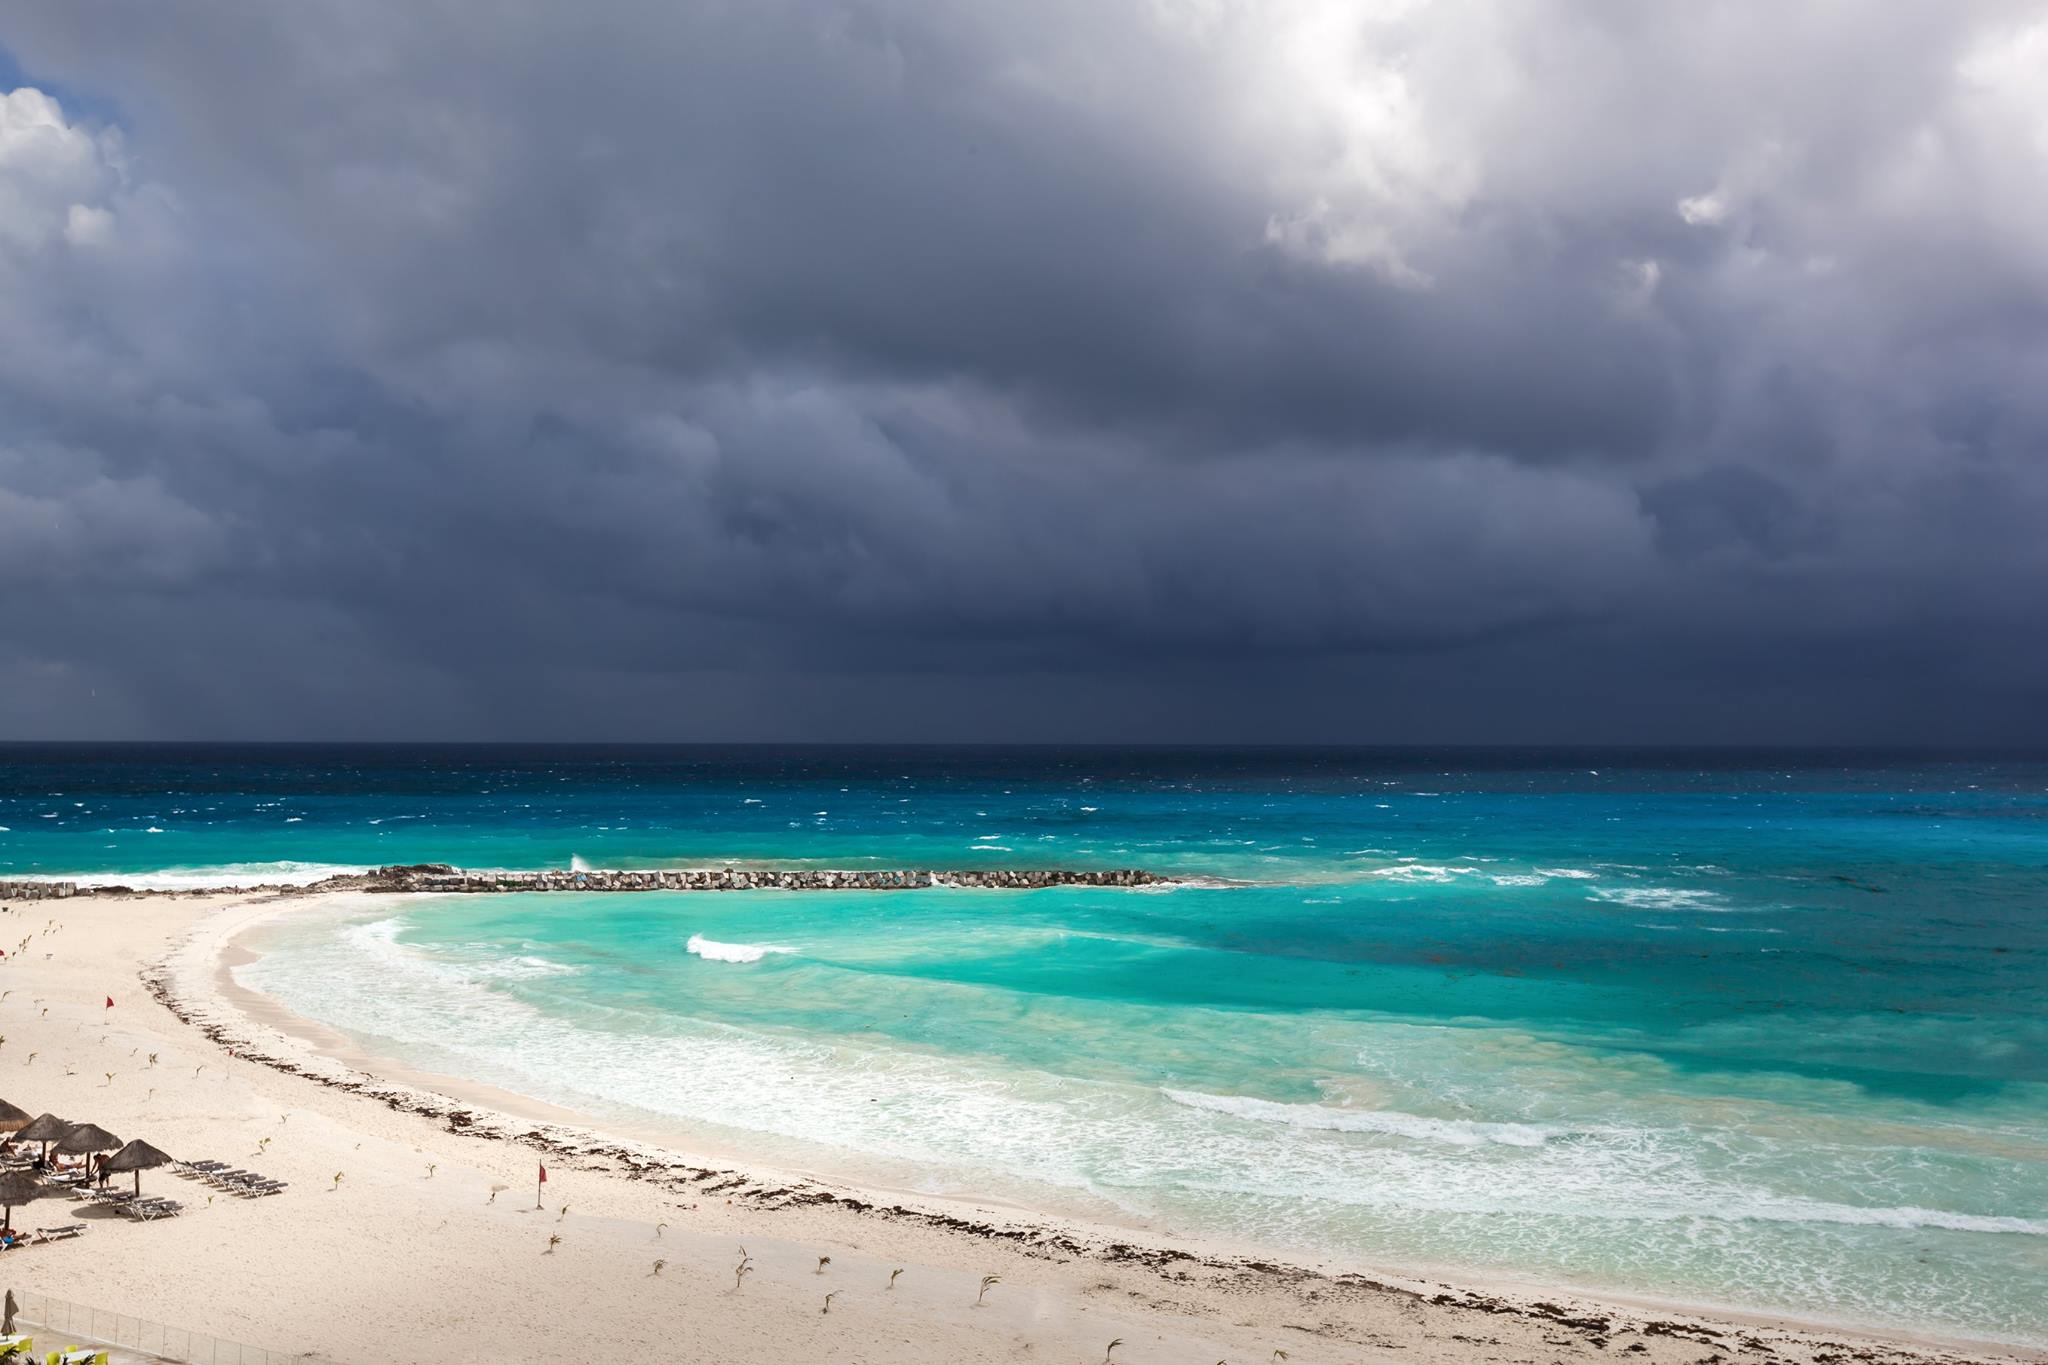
0 890 2036 1365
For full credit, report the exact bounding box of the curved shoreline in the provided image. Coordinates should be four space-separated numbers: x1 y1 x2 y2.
144 888 2041 1364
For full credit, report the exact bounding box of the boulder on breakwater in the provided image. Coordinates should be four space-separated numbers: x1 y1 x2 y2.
0 879 75 900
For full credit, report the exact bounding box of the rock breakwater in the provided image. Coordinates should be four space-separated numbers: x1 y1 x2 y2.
59 864 1169 896
365 864 1167 893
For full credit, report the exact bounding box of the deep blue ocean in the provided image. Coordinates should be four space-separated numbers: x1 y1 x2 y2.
3 745 2044 1342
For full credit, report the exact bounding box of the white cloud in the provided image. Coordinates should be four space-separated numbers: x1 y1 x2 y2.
63 200 113 246
0 87 123 250
1677 191 1727 226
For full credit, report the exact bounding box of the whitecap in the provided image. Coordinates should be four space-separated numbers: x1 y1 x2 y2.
969 844 1012 852
1591 886 1730 911
685 935 793 964
1368 864 1479 883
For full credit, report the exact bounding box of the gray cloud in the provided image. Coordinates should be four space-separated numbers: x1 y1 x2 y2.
3 2 2047 741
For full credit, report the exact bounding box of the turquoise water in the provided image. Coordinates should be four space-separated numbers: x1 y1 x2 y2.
5 746 2046 1342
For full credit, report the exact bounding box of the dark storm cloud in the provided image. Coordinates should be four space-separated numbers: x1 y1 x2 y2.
3 1 2047 741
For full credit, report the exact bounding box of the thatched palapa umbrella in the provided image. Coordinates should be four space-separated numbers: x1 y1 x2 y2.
102 1138 175 1197
16 1113 68 1163
0 1169 44 1231
0 1100 30 1162
54 1122 121 1184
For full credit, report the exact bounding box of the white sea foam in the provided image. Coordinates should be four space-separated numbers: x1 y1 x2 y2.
480 954 582 981
323 919 579 989
1630 1194 2048 1237
1368 864 1479 883
969 844 1012 852
1163 1089 1561 1147
1591 886 1730 911
685 935 793 964
45 861 370 891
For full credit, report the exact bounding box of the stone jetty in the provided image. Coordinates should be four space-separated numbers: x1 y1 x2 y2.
53 864 1169 897
364 864 1166 893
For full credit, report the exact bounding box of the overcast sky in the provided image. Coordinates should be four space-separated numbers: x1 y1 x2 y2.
4 2 2047 743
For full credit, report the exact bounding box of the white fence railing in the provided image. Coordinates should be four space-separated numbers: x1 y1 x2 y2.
11 1290 303 1364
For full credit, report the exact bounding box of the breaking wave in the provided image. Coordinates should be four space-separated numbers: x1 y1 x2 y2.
685 935 794 964
52 861 369 891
